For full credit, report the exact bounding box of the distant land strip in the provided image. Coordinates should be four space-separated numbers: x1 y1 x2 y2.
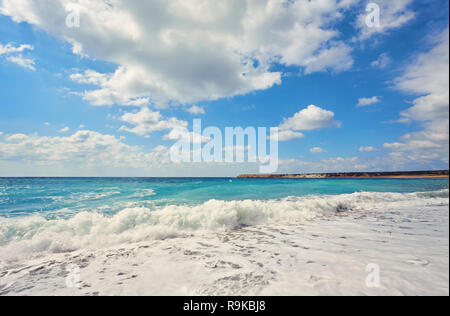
237 170 449 179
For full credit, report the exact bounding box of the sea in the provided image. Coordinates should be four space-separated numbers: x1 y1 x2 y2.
0 177 448 296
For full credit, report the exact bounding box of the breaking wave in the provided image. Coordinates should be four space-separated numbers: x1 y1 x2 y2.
0 190 448 262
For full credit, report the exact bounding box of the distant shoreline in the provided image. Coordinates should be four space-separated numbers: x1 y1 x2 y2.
237 170 449 179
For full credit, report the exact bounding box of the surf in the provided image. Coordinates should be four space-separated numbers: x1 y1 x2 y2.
0 189 448 262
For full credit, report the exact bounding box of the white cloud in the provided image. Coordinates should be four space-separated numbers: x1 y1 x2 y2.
44 122 51 126
270 130 304 142
357 0 415 40
357 96 380 107
6 134 28 142
383 142 403 150
0 129 262 176
279 105 341 131
359 146 377 152
59 127 70 133
383 117 412 125
273 105 340 142
385 28 449 165
0 130 171 169
384 140 441 151
1 0 356 107
278 156 362 173
6 55 35 70
119 107 188 137
277 152 447 174
395 28 449 123
163 128 210 144
371 53 392 69
69 70 151 107
0 43 35 70
0 43 33 55
310 147 327 154
185 105 205 115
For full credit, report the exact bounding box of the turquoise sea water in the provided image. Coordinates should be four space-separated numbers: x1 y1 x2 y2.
0 177 448 218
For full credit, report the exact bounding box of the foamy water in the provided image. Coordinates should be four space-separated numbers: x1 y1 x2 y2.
0 178 448 296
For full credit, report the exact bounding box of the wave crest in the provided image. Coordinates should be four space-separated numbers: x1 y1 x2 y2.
0 190 448 262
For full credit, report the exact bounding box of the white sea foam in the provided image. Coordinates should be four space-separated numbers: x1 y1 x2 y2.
0 190 448 263
131 189 156 198
0 189 448 296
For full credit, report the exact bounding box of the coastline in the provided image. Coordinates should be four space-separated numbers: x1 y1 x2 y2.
237 170 449 179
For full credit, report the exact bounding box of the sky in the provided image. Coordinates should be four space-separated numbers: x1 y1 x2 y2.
0 0 448 177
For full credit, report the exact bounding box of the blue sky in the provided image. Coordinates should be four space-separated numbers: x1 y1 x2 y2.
0 0 448 176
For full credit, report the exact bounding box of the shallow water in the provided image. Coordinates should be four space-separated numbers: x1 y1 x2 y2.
1 177 448 217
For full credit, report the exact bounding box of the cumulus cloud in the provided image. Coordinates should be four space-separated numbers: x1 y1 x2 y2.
59 127 70 133
272 105 340 142
277 152 446 174
384 140 441 151
371 53 392 69
270 130 304 142
119 107 188 137
279 105 341 131
278 156 362 173
385 27 449 166
6 134 28 142
359 146 377 152
310 147 327 154
6 55 35 70
0 43 35 70
0 0 357 107
163 128 210 144
0 130 171 169
395 28 449 123
0 43 33 55
357 96 380 107
0 129 262 176
185 105 205 115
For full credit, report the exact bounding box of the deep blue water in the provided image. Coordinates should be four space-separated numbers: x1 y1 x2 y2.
0 177 448 218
